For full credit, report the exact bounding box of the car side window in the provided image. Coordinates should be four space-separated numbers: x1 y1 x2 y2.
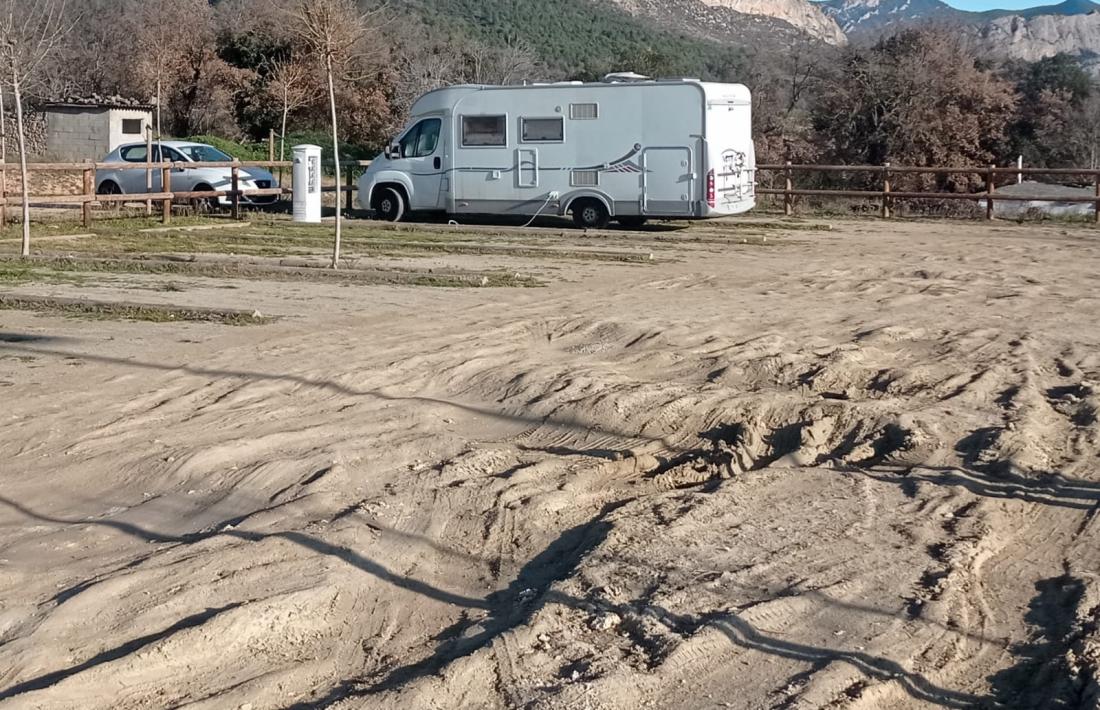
162 147 185 162
398 119 441 159
120 145 147 162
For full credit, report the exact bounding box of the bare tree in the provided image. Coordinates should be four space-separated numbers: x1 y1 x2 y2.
289 0 383 269
264 54 320 164
389 33 466 123
132 0 213 142
0 0 72 256
1 84 7 225
465 41 538 85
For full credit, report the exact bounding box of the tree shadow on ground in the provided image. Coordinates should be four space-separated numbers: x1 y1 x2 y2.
988 575 1088 709
0 340 681 453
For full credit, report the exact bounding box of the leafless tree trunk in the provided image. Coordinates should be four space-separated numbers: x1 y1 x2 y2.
288 0 381 269
156 76 162 154
1 84 7 226
263 54 318 176
324 53 342 267
11 66 29 255
0 0 72 256
0 84 6 162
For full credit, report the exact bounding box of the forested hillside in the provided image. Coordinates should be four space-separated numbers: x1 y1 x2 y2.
407 0 748 80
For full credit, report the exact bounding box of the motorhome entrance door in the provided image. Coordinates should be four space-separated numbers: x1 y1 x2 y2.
641 147 693 215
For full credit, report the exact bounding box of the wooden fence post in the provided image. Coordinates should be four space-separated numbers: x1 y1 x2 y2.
1093 172 1100 224
82 164 93 228
986 164 995 221
1 158 7 226
784 160 793 217
882 162 891 219
345 164 354 214
269 129 275 164
162 167 172 224
145 126 153 216
231 160 241 220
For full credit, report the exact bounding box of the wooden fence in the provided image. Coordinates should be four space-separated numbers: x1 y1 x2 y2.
757 163 1100 221
0 158 372 228
6 158 1100 228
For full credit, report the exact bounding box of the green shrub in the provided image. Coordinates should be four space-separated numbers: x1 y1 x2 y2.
186 135 269 161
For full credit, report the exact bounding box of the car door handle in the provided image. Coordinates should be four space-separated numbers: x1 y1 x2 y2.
434 157 441 170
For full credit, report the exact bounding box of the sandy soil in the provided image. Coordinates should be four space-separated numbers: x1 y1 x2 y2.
2 217 1100 709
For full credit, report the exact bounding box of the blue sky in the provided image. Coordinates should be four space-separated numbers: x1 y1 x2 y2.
943 0 1079 8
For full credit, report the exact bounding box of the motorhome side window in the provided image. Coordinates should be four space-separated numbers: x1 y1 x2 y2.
461 115 507 147
399 118 441 158
521 117 564 143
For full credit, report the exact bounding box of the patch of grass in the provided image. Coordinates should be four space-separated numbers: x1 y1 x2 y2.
56 227 657 263
0 255 539 289
0 261 89 285
707 219 833 232
0 294 272 325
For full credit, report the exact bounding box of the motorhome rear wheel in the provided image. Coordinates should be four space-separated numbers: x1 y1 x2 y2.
572 198 611 229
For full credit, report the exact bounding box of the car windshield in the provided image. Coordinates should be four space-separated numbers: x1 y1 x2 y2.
178 145 233 162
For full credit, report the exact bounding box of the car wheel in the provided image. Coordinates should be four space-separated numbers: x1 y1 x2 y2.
617 216 648 229
572 198 610 230
191 184 220 214
96 181 121 210
96 180 121 196
373 186 406 222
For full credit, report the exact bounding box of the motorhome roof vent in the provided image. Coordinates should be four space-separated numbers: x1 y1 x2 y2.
602 72 650 83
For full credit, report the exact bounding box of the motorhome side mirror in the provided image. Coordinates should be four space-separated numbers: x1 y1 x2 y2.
385 143 400 159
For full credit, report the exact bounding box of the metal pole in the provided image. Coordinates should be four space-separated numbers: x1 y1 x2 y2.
882 162 891 219
1017 155 1023 185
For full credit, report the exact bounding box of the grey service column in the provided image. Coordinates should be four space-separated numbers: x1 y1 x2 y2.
292 144 322 223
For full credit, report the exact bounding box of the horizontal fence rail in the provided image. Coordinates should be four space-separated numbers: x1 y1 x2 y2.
757 162 1100 221
0 158 373 227
4 157 1100 229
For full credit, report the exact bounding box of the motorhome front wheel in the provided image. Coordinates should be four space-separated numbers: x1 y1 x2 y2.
373 187 407 222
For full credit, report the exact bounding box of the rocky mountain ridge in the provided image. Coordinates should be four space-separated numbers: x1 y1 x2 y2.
606 0 847 45
816 0 1100 70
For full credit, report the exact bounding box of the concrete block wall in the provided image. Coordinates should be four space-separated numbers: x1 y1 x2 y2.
42 108 110 162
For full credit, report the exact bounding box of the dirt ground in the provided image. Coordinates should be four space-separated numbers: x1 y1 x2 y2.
1 215 1099 709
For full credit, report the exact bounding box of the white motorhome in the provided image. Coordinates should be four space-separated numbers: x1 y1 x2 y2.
358 77 755 228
